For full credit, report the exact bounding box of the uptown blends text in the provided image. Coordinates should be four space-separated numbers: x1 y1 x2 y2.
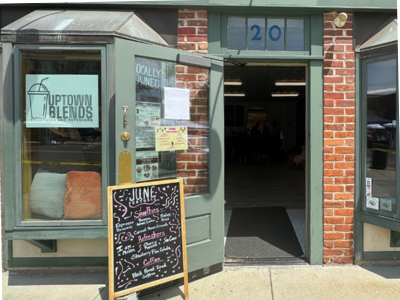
48 94 93 119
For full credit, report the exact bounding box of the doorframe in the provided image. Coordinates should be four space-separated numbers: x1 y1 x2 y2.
222 60 324 265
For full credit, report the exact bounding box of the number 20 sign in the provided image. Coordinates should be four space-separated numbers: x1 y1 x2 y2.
228 17 304 51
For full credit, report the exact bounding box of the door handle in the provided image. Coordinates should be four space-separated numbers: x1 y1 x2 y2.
122 106 129 125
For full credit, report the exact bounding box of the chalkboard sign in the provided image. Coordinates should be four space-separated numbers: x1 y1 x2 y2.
108 178 188 300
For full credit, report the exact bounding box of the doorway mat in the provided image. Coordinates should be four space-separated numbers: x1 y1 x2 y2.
225 207 303 259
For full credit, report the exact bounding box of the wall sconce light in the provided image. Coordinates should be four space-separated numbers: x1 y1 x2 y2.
334 12 348 28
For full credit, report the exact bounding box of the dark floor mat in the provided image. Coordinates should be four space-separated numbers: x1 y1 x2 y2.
225 207 303 258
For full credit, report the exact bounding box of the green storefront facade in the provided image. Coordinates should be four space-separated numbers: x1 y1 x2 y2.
1 0 399 278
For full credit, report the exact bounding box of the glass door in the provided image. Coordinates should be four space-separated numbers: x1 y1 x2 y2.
114 38 225 273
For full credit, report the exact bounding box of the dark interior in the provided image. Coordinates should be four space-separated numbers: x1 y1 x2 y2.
224 63 306 209
223 63 307 264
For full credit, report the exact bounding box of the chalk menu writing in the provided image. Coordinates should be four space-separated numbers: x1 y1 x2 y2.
108 179 188 299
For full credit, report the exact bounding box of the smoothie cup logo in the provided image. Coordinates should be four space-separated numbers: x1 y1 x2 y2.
28 77 49 120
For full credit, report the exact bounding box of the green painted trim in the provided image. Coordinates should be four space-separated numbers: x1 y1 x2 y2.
354 220 365 261
9 257 108 268
5 228 108 240
363 251 400 261
357 212 400 232
310 15 323 57
60 1 396 11
307 60 324 265
1 42 17 230
354 57 364 262
208 12 222 55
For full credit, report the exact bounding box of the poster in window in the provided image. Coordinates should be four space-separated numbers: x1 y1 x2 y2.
25 75 99 128
136 129 156 150
136 102 161 127
155 126 188 151
136 151 159 182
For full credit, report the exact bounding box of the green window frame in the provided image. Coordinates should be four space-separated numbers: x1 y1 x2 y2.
2 44 110 240
356 52 400 231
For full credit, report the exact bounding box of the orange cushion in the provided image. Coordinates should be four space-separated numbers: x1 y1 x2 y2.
64 171 102 220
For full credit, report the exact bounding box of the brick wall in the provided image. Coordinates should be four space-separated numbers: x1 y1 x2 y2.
323 12 355 264
176 9 209 195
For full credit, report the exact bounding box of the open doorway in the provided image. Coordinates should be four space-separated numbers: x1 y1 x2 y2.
223 63 307 264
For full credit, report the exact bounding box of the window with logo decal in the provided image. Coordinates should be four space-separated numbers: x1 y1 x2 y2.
21 49 102 222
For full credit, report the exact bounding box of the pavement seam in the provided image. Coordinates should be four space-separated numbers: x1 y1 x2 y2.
269 268 275 300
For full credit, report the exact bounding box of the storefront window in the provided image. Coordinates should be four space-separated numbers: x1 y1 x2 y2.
364 57 398 218
21 50 102 221
135 57 209 196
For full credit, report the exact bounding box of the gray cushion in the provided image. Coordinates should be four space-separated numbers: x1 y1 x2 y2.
30 171 66 219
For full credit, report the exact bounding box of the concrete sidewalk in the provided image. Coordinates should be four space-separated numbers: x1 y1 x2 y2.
2 264 400 300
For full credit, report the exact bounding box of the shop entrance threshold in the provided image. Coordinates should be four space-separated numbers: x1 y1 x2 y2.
224 256 308 266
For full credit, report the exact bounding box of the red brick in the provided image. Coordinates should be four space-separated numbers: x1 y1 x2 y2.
335 225 354 231
335 147 354 154
178 27 196 35
324 154 344 161
324 232 344 239
334 193 354 200
179 12 196 19
324 92 345 100
186 177 208 185
187 20 207 27
335 84 355 92
324 201 345 208
334 209 354 216
324 249 344 256
335 177 354 184
324 225 334 231
324 139 344 146
324 209 334 216
335 162 354 169
336 69 355 76
324 217 345 224
332 256 354 264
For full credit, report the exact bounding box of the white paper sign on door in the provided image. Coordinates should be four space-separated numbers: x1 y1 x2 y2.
164 87 190 120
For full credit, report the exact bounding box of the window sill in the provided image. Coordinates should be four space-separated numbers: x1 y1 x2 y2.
4 226 108 240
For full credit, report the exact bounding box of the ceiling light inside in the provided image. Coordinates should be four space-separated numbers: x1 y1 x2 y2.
224 93 245 97
224 80 242 85
275 81 306 86
271 92 299 97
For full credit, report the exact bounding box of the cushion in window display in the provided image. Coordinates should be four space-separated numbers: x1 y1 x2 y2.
30 171 66 219
64 171 102 219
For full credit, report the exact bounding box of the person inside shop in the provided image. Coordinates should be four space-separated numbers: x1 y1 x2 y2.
250 122 261 136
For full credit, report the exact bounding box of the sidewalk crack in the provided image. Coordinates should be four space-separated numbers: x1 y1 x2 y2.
269 268 275 300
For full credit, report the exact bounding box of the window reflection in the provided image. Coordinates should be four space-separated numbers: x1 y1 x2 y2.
365 58 397 215
135 57 210 196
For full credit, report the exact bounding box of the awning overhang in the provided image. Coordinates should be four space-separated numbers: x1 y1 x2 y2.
1 9 169 46
356 18 398 57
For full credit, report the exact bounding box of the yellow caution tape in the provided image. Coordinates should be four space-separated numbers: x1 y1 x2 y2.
371 148 396 154
22 160 101 166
